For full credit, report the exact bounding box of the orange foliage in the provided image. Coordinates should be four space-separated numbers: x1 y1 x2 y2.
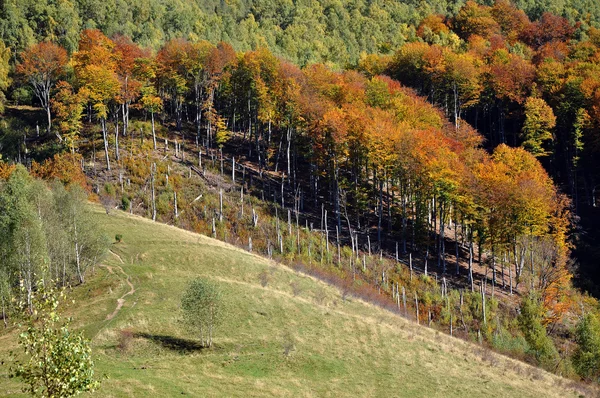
452 1 501 40
0 161 15 180
490 0 530 43
31 153 89 190
417 14 449 37
17 41 68 84
488 50 536 104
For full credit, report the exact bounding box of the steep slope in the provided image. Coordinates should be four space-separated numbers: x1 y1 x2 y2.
0 206 590 397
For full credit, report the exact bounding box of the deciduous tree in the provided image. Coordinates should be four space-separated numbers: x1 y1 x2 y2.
16 42 68 138
181 278 223 348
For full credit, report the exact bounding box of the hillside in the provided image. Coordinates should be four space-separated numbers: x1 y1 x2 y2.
0 206 591 397
5 2 600 388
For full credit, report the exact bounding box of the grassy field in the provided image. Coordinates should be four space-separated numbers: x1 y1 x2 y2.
0 206 591 397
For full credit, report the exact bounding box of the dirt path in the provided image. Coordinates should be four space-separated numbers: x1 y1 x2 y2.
110 249 125 264
101 250 135 321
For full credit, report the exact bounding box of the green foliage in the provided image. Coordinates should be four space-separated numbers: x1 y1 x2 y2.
573 313 600 381
10 86 33 105
0 166 108 303
521 96 556 157
10 278 99 397
51 182 109 284
121 195 130 211
0 166 48 308
103 182 116 197
0 39 10 113
181 278 223 347
491 327 530 358
0 0 457 68
214 116 231 149
517 293 559 367
0 118 33 160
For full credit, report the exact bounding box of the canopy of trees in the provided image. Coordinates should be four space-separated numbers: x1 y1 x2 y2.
1 0 599 68
0 161 108 314
381 1 600 216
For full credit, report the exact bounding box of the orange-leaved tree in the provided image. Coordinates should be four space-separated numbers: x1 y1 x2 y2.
16 42 68 138
72 29 120 170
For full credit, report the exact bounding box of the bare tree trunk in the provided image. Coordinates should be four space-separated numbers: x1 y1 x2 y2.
102 118 111 171
46 104 53 137
151 163 157 221
415 292 419 325
1 295 6 328
469 238 474 292
114 117 120 161
174 191 178 219
219 189 223 222
481 281 486 325
151 111 157 150
455 217 459 275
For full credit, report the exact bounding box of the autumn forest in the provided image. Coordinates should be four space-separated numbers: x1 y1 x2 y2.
3 0 600 392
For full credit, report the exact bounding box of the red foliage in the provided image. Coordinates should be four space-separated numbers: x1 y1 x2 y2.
207 42 236 76
534 40 569 64
520 13 577 49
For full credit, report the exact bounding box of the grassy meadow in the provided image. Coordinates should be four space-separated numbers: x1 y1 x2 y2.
0 206 590 397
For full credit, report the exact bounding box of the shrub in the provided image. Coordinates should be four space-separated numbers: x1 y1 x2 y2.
31 152 89 190
518 293 559 367
258 269 269 287
181 278 223 348
100 195 115 214
103 182 116 197
573 313 600 381
117 329 134 353
314 287 327 305
115 234 123 243
121 195 130 211
290 280 303 296
491 327 529 358
282 330 296 357
10 279 99 397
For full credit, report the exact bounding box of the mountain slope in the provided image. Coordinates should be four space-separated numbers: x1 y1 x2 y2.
0 206 589 397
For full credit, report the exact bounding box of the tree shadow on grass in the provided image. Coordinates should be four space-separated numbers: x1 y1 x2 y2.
135 332 205 353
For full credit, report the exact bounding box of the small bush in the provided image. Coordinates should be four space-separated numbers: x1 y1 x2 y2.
100 195 115 214
121 196 130 211
290 280 303 296
314 287 327 305
117 329 134 353
115 234 123 243
573 313 600 381
258 269 269 287
104 183 116 197
491 327 529 358
282 330 296 357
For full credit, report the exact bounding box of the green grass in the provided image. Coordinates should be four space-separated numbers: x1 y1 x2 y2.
0 206 590 397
